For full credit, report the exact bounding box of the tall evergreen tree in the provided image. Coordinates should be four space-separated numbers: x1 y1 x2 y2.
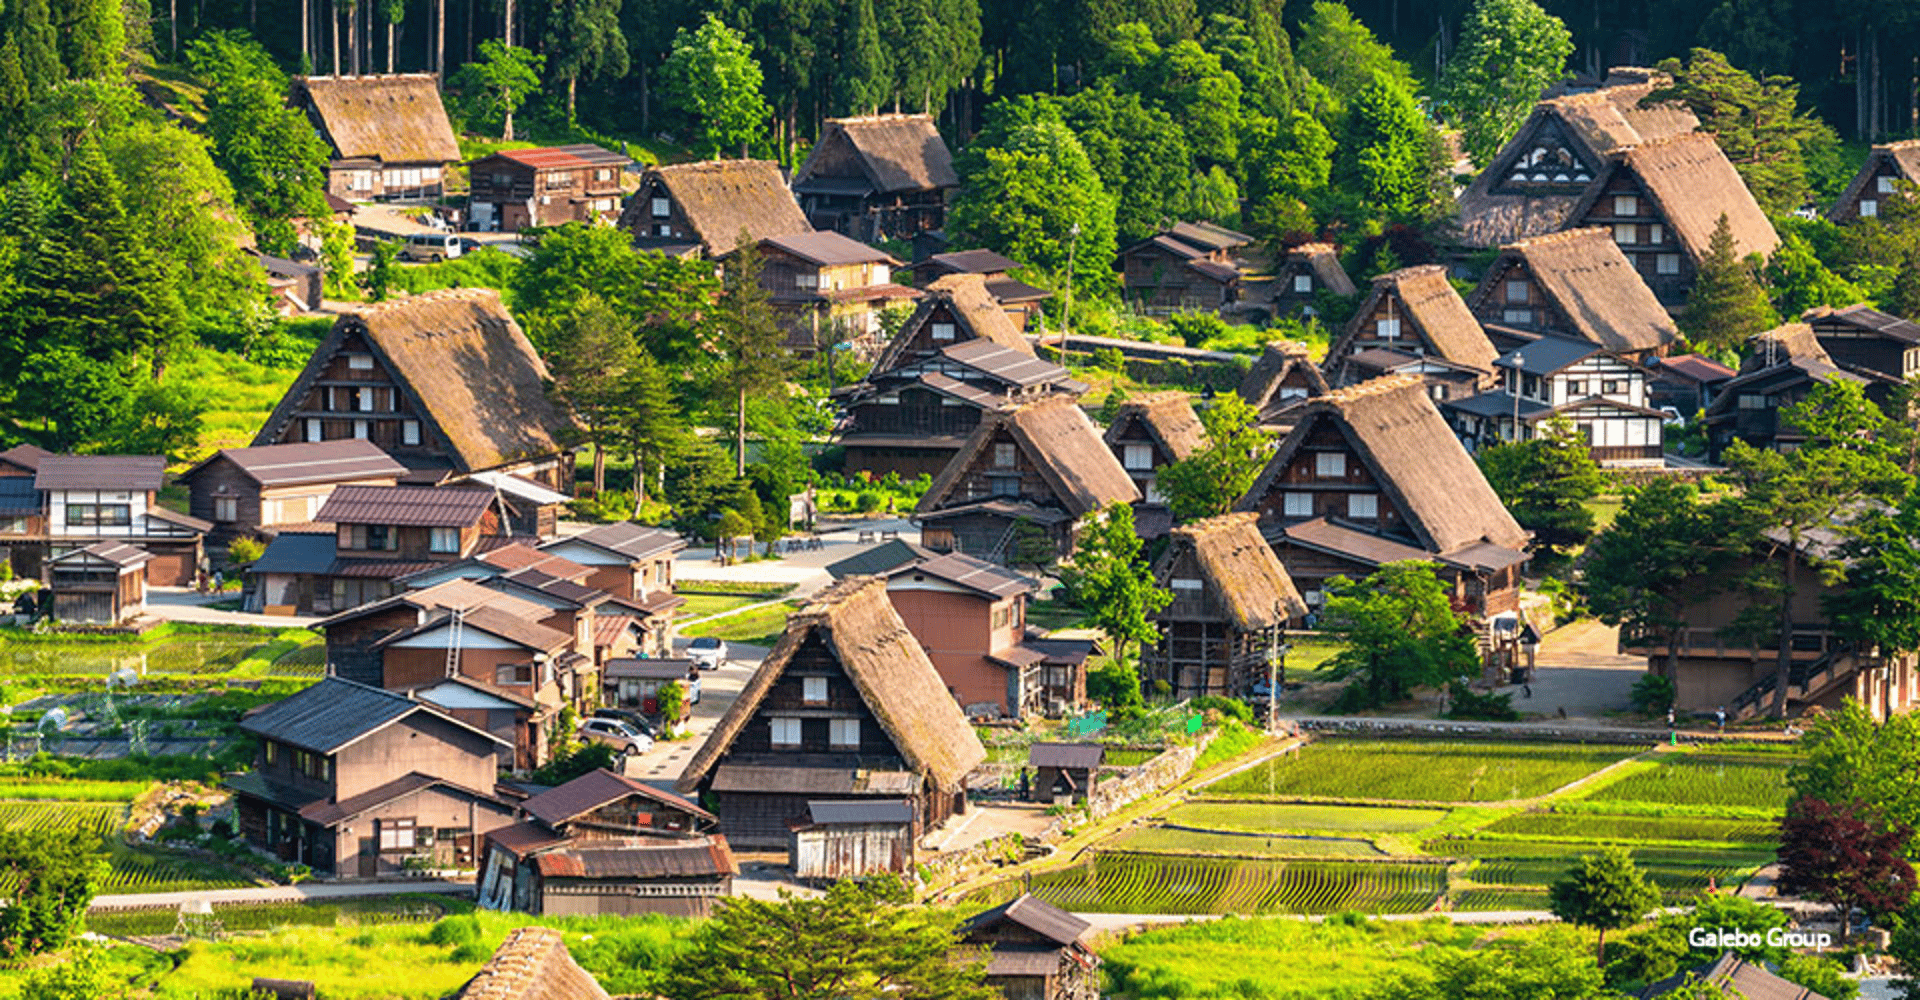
544 0 629 121
1648 49 1838 214
714 236 787 477
833 0 890 116
1679 213 1777 354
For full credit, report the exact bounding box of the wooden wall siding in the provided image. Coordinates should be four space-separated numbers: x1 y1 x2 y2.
1248 425 1408 537
1570 174 1691 304
630 177 699 244
852 389 987 438
844 443 967 481
324 162 448 202
1143 620 1281 700
325 607 423 686
791 822 915 878
888 301 966 367
1814 325 1920 380
1837 161 1904 222
571 796 707 837
1269 261 1321 314
1475 262 1564 331
1343 291 1430 358
727 634 901 759
534 878 726 918
383 646 531 692
948 428 1055 508
922 511 1071 564
1122 249 1232 312
267 329 440 460
333 788 514 877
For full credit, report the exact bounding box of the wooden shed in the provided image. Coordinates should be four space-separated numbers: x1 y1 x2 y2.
788 799 917 879
47 542 150 624
1026 743 1105 803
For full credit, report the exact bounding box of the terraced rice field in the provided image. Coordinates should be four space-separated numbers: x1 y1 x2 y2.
1482 812 1776 845
1111 827 1387 857
0 634 270 676
985 852 1446 914
1587 753 1795 811
1452 888 1552 912
1205 740 1643 802
0 800 122 835
0 801 253 894
1166 802 1447 834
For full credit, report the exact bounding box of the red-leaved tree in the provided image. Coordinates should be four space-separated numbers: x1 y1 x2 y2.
1776 798 1915 938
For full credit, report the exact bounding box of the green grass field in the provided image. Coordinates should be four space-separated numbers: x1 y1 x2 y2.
973 852 1446 915
1586 753 1795 812
1204 740 1643 803
1167 801 1448 834
1110 827 1388 857
675 594 764 620
1481 811 1776 846
677 601 800 648
87 894 460 936
1284 636 1349 677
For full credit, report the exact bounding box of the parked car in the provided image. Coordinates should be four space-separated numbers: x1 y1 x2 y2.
399 232 463 262
577 717 653 756
687 636 728 670
591 708 657 738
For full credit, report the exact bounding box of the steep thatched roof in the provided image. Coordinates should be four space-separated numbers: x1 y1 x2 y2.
1329 266 1499 374
293 75 460 164
918 396 1140 518
1238 374 1528 554
255 289 576 474
1576 134 1779 263
640 160 809 252
1829 139 1920 222
1161 513 1305 629
453 927 610 1000
1103 392 1207 462
796 114 958 194
676 577 985 794
1471 228 1680 354
1288 243 1356 296
871 272 1030 373
1741 322 1832 373
1239 341 1329 413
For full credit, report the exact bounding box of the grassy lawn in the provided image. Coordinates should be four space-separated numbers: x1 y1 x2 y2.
1203 740 1644 803
1585 495 1626 532
1025 599 1087 632
675 594 763 621
678 601 800 648
1285 634 1348 677
170 344 309 460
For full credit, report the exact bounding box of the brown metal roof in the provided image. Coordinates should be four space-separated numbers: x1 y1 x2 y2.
763 230 900 266
0 444 50 472
54 541 152 569
802 799 914 825
553 521 687 561
317 484 495 526
888 551 1037 598
531 836 737 879
34 455 165 492
960 894 1092 947
190 440 406 488
522 767 715 829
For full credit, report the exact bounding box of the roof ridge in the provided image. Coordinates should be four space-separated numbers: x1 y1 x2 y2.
826 112 936 125
300 72 443 81
1373 264 1449 284
1508 226 1610 249
1318 372 1424 406
1614 131 1716 155
1173 511 1261 537
1878 139 1920 151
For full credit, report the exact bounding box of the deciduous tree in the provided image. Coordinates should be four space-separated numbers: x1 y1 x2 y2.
1583 478 1749 681
1439 0 1573 166
1320 561 1478 709
546 293 639 497
1065 502 1172 671
950 119 1119 299
1548 846 1660 967
449 40 544 141
1777 797 1915 938
1333 71 1447 226
0 827 105 959
1158 394 1271 522
662 14 769 158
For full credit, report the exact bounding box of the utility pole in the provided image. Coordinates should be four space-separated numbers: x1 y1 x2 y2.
1510 353 1526 442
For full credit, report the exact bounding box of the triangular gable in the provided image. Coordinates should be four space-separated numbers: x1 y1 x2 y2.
1829 140 1920 222
1101 392 1207 463
917 398 1139 519
1566 135 1778 264
1325 267 1498 377
1466 228 1679 354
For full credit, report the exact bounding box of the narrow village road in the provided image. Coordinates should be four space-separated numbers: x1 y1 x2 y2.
91 879 475 911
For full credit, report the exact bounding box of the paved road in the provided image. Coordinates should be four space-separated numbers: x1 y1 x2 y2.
91 879 474 911
143 588 325 628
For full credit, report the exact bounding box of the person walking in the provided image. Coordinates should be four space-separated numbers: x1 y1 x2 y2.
1715 706 1727 732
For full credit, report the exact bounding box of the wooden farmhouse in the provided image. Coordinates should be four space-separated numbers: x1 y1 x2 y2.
46 542 151 625
1645 353 1736 417
872 550 1092 719
226 677 516 876
477 768 734 917
1322 266 1499 401
1803 304 1920 384
1640 952 1840 1000
914 396 1140 565
958 895 1102 1000
909 249 1051 332
791 114 958 242
1703 325 1873 461
752 230 919 355
537 521 686 611
1465 227 1680 360
244 484 499 615
1444 336 1668 467
1238 341 1330 431
870 272 1037 373
1453 69 1698 248
291 75 461 202
1560 133 1779 307
466 144 631 232
1026 743 1104 804
253 289 579 493
179 440 406 551
1102 392 1206 507
257 252 324 314
676 577 985 851
1830 139 1920 222
0 455 208 588
1266 243 1356 319
620 159 810 257
452 927 610 1000
1117 222 1253 314
1145 513 1306 705
1237 375 1530 621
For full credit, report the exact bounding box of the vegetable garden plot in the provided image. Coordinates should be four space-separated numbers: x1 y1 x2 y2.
0 801 253 894
1203 740 1642 802
1482 812 1775 845
1586 754 1795 811
1007 852 1445 914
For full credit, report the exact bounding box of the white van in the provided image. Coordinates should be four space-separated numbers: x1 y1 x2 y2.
399 233 463 263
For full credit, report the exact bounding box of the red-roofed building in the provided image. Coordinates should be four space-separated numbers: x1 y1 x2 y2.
466 144 631 232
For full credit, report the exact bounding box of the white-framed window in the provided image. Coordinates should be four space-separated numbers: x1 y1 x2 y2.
993 443 1017 468
306 419 323 442
1648 224 1665 244
596 169 612 182
352 420 369 440
829 718 860 748
357 387 375 412
795 272 820 289
1170 578 1203 592
402 420 420 446
347 353 374 370
1293 274 1312 293
1613 194 1639 216
1880 176 1897 194
1613 223 1637 245
931 321 956 340
429 527 459 553
1282 492 1313 517
803 676 827 703
214 496 238 522
1348 493 1379 519
655 224 673 237
1861 199 1880 218
1503 309 1532 324
1122 443 1154 470
1656 253 1682 275
1504 280 1528 304
1277 386 1308 401
1315 453 1346 478
770 717 801 747
651 197 671 217
1375 318 1401 339
1738 393 1768 410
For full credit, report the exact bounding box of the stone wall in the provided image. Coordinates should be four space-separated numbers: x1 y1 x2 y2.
1086 727 1219 818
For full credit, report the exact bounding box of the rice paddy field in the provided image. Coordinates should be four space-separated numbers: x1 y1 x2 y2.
1109 827 1387 857
973 852 1448 915
1584 752 1793 812
0 628 324 679
1205 739 1640 802
0 800 256 895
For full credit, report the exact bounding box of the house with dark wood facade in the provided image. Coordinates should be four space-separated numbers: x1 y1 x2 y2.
1266 243 1356 319
1118 222 1253 314
676 577 986 850
1453 69 1698 248
753 230 919 355
1830 139 1920 222
537 521 685 621
1102 392 1206 507
291 75 461 202
45 542 151 625
1703 325 1875 462
244 484 500 615
869 273 1037 373
253 289 578 494
226 677 516 876
477 768 735 917
1238 341 1330 432
1237 375 1530 621
1145 512 1305 705
909 249 1050 332
619 159 810 257
1803 304 1920 385
791 114 957 242
1322 266 1500 402
466 144 631 232
914 396 1140 565
1465 227 1681 359
179 440 407 551
8 455 210 587
1444 335 1668 467
1025 743 1104 804
1560 133 1779 307
958 895 1101 1000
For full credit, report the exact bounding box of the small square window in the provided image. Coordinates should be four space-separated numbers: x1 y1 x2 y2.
1504 280 1528 304
1122 443 1154 470
214 496 238 522
1282 492 1313 517
1861 200 1880 218
1171 578 1204 591
306 419 323 443
829 718 860 748
931 321 957 340
803 676 827 703
352 420 369 440
651 197 671 217
1502 309 1532 325
1375 318 1401 339
429 527 459 554
1880 176 1897 194
1348 493 1379 519
1649 224 1665 244
1613 194 1638 216
347 354 374 370
1656 253 1682 275
1315 453 1346 478
993 443 1017 468
1613 223 1637 245
402 420 420 446
1293 274 1312 293
770 717 801 746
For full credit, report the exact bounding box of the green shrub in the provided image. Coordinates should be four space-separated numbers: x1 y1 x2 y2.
855 490 883 513
427 914 482 947
1444 683 1520 722
1189 696 1254 726
1630 674 1677 715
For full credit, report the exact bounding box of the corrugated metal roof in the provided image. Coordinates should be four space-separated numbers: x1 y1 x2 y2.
893 551 1038 598
960 894 1091 946
803 799 914 825
1027 742 1105 770
764 230 899 266
54 541 152 569
531 837 736 878
709 764 918 795
317 485 495 527
240 677 422 752
523 767 714 828
554 522 686 561
248 531 338 575
34 455 164 492
920 248 1018 275
940 339 1073 387
0 444 51 472
603 658 697 679
825 539 936 578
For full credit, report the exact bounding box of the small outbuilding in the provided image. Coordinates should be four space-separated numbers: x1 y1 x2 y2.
958 894 1101 1000
788 799 917 879
1026 743 1105 803
46 542 150 625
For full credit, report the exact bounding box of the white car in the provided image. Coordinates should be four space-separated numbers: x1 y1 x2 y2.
687 636 728 670
577 717 653 756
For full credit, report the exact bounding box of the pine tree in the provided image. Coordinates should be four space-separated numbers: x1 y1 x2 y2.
618 350 684 510
543 0 629 122
1889 251 1920 321
834 0 890 116
1679 213 1778 353
714 235 787 478
6 0 62 103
